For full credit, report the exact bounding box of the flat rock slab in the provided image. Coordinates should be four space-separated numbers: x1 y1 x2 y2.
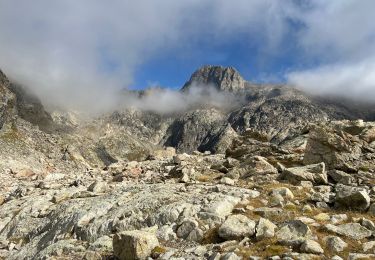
324 223 372 240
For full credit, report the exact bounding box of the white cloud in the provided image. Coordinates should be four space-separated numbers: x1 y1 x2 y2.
287 58 375 101
0 0 374 111
286 0 375 99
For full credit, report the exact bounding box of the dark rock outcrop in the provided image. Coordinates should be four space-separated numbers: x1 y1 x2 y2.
9 83 55 132
0 70 16 130
181 65 246 92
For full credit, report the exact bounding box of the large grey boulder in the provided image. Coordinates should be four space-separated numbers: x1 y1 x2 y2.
335 185 370 211
276 220 312 246
324 223 372 240
280 163 328 185
113 230 159 260
328 170 354 185
218 214 256 240
303 124 362 171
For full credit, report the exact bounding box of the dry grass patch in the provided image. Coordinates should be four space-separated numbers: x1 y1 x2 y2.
237 237 290 258
201 226 224 245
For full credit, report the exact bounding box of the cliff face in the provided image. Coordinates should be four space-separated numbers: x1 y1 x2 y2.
181 65 246 92
8 83 55 132
0 70 16 130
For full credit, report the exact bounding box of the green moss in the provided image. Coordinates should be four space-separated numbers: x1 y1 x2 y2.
151 246 167 258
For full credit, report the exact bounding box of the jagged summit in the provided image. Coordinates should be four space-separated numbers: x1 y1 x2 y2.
181 65 246 92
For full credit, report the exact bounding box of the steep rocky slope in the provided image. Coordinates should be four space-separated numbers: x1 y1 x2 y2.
0 70 16 130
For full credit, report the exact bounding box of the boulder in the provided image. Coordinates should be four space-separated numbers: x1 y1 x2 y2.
255 218 277 240
203 196 240 219
300 239 324 254
280 163 327 185
328 170 354 185
324 223 372 240
276 220 312 246
270 187 294 200
87 181 107 193
368 203 375 216
243 156 278 176
218 215 256 240
335 185 370 211
303 124 362 171
113 231 159 260
324 236 347 253
176 219 199 239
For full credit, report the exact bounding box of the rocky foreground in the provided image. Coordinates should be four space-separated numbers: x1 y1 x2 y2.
0 119 374 260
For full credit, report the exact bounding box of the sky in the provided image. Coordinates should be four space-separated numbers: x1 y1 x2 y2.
0 0 374 110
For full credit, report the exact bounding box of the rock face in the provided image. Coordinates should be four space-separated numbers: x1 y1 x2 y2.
0 70 16 130
303 121 371 171
163 108 228 153
181 65 246 92
9 83 55 132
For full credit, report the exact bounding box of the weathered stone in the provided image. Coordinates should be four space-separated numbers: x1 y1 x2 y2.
300 240 324 254
87 181 107 193
218 215 256 240
253 207 283 218
176 219 199 239
276 220 312 246
113 230 159 260
156 225 177 241
280 163 328 185
244 156 278 176
324 236 347 253
335 185 370 211
368 203 375 216
220 252 242 260
303 124 362 171
186 228 204 242
256 218 277 240
270 187 294 200
348 253 375 260
220 177 235 186
363 241 375 253
330 214 348 224
324 223 372 239
328 170 354 185
203 196 240 219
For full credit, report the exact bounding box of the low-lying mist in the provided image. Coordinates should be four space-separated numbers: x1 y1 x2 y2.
115 84 246 115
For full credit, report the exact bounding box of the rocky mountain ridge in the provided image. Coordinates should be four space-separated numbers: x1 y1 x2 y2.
0 66 374 259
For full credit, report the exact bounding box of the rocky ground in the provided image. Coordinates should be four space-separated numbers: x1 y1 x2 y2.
0 119 374 260
0 66 375 259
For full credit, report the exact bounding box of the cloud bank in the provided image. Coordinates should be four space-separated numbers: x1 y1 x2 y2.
121 84 245 114
0 0 374 112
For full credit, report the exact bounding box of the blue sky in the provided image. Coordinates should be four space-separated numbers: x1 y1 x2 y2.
133 37 295 89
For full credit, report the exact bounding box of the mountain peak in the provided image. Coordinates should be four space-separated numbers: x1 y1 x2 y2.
181 65 246 92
